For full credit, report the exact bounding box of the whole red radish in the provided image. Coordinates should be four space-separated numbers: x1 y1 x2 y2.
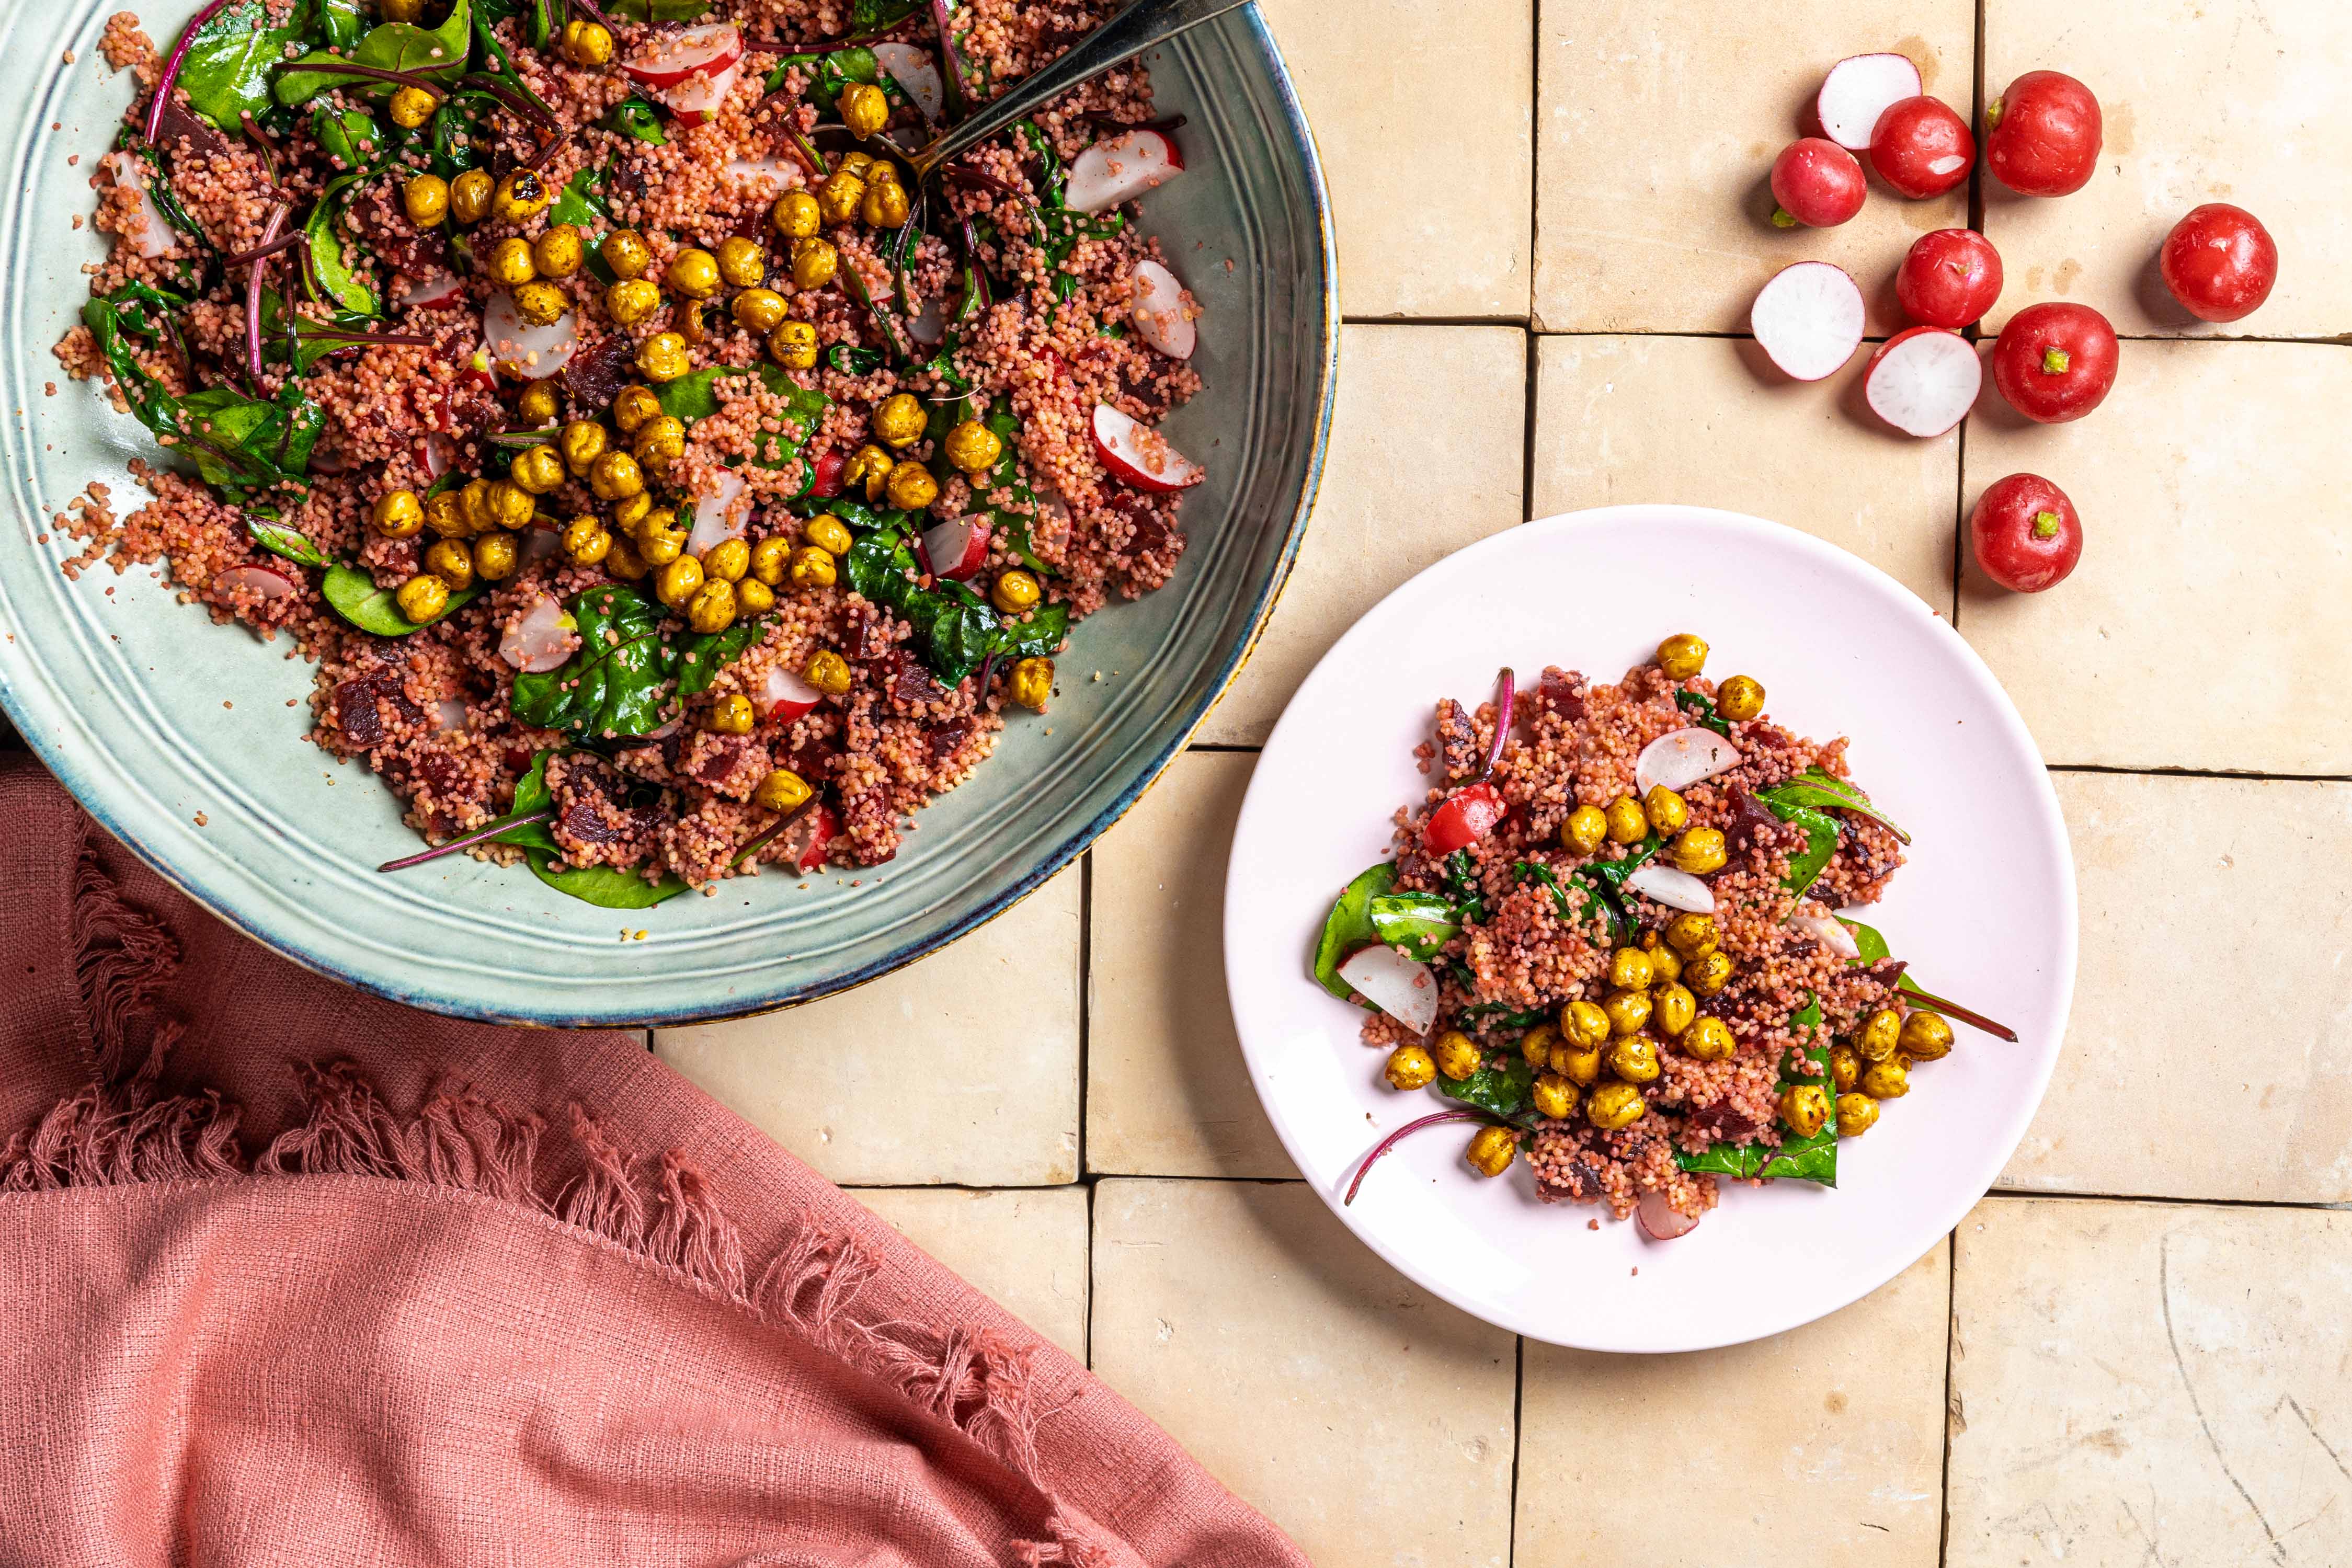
1970 474 2082 592
1991 302 2117 423
1769 138 1867 228
1898 229 2003 327
2160 203 2278 323
1869 97 1975 199
1985 71 2101 196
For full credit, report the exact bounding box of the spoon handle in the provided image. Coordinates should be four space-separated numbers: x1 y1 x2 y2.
908 0 1254 178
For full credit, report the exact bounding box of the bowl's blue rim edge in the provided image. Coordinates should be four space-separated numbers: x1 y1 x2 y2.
4 1 1342 1031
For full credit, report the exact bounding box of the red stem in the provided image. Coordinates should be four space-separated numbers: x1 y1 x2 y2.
1899 985 2018 1044
222 230 309 269
730 797 816 870
1344 1109 1498 1206
144 0 239 146
930 0 972 122
1479 666 1514 779
246 204 288 382
379 808 553 873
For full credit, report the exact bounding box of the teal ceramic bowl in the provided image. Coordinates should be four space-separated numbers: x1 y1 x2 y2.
0 1 1335 1026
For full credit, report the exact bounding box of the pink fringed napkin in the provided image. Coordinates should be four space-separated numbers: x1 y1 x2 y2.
0 756 1305 1567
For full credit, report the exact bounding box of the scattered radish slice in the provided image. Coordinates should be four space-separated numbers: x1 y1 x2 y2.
686 469 751 554
415 431 457 480
1423 781 1506 857
1337 944 1439 1036
395 270 466 312
1128 259 1195 359
921 517 990 581
872 42 945 124
483 291 578 378
621 21 741 89
1635 727 1744 794
1623 864 1717 914
723 155 799 193
658 63 739 127
1816 52 1923 150
499 594 579 674
1864 326 1981 438
98 152 177 260
1636 1191 1701 1241
208 563 299 603
907 294 949 347
433 698 470 732
1065 129 1184 215
1751 261 1864 382
774 800 840 872
1788 911 1862 959
762 665 823 723
1091 404 1202 493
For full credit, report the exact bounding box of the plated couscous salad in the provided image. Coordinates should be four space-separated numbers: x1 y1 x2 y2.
58 0 1204 909
1316 636 2014 1237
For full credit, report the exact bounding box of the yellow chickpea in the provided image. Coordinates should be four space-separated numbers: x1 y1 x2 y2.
1859 1057 1911 1100
1856 1009 1902 1062
1835 1092 1880 1137
842 443 895 500
1899 1011 1955 1062
1384 1044 1436 1092
816 170 866 225
372 489 424 539
734 288 789 333
1552 1042 1603 1087
1681 1015 1736 1062
562 516 612 565
561 18 614 65
871 392 927 449
1643 785 1688 835
590 450 644 501
751 769 811 817
424 537 475 590
600 228 652 281
748 536 791 586
713 236 767 289
803 515 854 555
1780 1082 1831 1139
1653 982 1696 1037
635 332 691 383
517 380 561 426
655 555 705 609
1685 949 1734 997
486 479 534 532
702 537 750 583
604 537 649 580
804 649 852 698
458 478 498 535
1829 1046 1861 1092
1608 1036 1661 1084
1608 947 1653 991
611 493 653 537
605 279 662 326
1433 1029 1479 1082
1010 656 1054 711
991 569 1042 615
1716 675 1765 723
837 152 875 181
1518 1023 1560 1069
1664 912 1718 958
702 692 755 735
611 385 662 435
1559 999 1609 1050
379 0 423 19
1604 794 1649 845
425 489 469 539
472 530 518 582
862 178 910 229
665 248 721 301
1645 938 1682 984
491 169 551 225
558 420 608 476
511 281 569 328
791 237 839 289
387 85 438 131
1669 827 1728 876
1586 1081 1646 1131
769 319 818 370
509 445 566 496
787 545 838 590
632 414 686 469
884 462 939 511
394 573 448 623
1560 804 1607 855
1465 1125 1517 1179
402 174 450 227
486 237 537 287
532 225 585 280
772 190 821 243
1657 633 1708 680
838 81 889 140
1531 1073 1579 1121
736 577 777 615
449 169 494 227
636 511 685 566
687 579 738 634
1602 988 1652 1038
943 418 1003 475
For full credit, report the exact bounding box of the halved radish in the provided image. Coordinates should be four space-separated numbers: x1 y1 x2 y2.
498 594 579 674
621 21 741 89
395 270 467 312
1623 863 1716 914
773 799 840 873
686 469 751 553
1636 1191 1701 1241
519 524 562 565
1337 944 1439 1036
1864 326 1981 438
483 291 579 378
1816 52 1922 150
1750 261 1864 382
98 152 177 260
921 517 990 581
209 563 299 603
659 63 739 128
1635 727 1744 794
433 697 470 732
873 42 945 124
1065 129 1183 215
1129 259 1195 359
762 664 823 723
723 155 799 193
1091 404 1202 493
1788 911 1862 959
414 431 457 480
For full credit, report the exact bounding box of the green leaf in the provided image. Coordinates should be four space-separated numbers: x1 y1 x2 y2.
850 0 924 29
246 511 327 568
1432 1055 1534 1118
655 364 828 453
1837 917 1935 1004
310 105 380 169
675 617 770 699
604 97 669 145
487 749 563 854
509 584 678 740
549 162 611 235
177 0 313 130
836 520 1058 686
85 291 322 498
1754 790 1842 897
304 176 379 317
321 563 479 635
276 0 474 106
1673 688 1731 737
527 855 692 908
1312 862 1395 1003
1366 891 1458 962
1761 766 1911 845
1676 994 1837 1186
317 0 367 49
971 403 1054 575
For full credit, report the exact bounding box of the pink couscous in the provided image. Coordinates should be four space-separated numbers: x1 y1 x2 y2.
1318 636 2013 1236
60 1 1206 910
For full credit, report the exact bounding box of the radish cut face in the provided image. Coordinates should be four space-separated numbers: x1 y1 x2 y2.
621 21 742 89
1091 404 1203 493
1816 52 1923 150
395 270 466 312
1787 911 1862 959
1635 726 1744 794
1129 259 1195 359
209 564 299 603
1337 945 1439 1036
99 152 178 259
483 291 578 378
1623 864 1717 915
1065 130 1183 215
685 470 751 553
1865 326 1981 438
499 594 579 674
1636 1191 1701 1241
921 518 990 580
873 43 945 124
658 63 739 126
1750 261 1864 382
762 665 822 723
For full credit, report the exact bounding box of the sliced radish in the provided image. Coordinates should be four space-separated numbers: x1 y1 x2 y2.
1423 781 1505 857
98 152 178 259
773 800 840 873
921 517 990 581
1816 52 1922 151
907 293 949 347
723 154 800 193
1750 261 1864 382
658 63 738 128
686 469 751 554
1623 863 1716 915
1337 944 1439 1036
1636 1190 1701 1241
498 594 579 674
414 431 457 480
621 21 741 89
1864 326 1981 439
1788 911 1862 959
761 665 823 723
433 697 470 732
1065 129 1184 215
1635 727 1744 794
1091 404 1202 493
872 43 945 124
209 563 300 603
483 291 578 378
1129 259 1195 360
395 269 467 312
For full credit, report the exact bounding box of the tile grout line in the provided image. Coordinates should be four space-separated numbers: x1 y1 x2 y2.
1939 1224 1960 1568
1986 1186 2352 1215
2043 761 2352 784
1077 850 1093 1180
1506 1335 1527 1568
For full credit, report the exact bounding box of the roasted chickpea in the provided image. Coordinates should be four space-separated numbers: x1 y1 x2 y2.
379 0 424 19
748 535 791 586
871 392 927 449
1602 988 1652 1038
486 237 537 287
424 538 475 590
449 168 494 227
590 450 645 502
1716 674 1764 723
492 169 551 225
1433 1029 1479 1082
938 419 1003 477
702 537 750 583
804 649 852 698
769 318 818 370
803 515 854 555
1835 1092 1880 1137
1465 1125 1517 1178
1518 1023 1560 1069
532 224 585 280
736 577 777 615
510 445 566 496
1609 1036 1661 1085
372 488 424 539
605 278 662 326
687 579 738 634
838 80 889 140
387 85 438 131
1604 794 1649 845
556 420 607 476
1664 911 1718 957
1899 1010 1954 1062
991 569 1042 615
816 170 866 225
1855 1009 1902 1062
1384 1044 1436 1092
664 247 721 301
1608 947 1653 991
632 414 686 469
600 228 652 280
403 174 450 227
862 178 910 228
771 190 821 242
472 530 518 582
1779 1082 1831 1138
842 443 894 500
787 545 838 590
1586 1081 1646 1131
1682 1015 1736 1062
1685 949 1734 997
791 237 839 289
610 492 653 536
654 555 704 609
394 573 448 623
457 478 498 534
1645 938 1682 984
705 237 762 290
731 287 787 334
425 489 469 539
1657 632 1708 680
1859 1057 1911 1100
487 479 534 531
837 151 875 181
637 511 686 566
1531 1073 1579 1121
1560 804 1607 855
1552 1042 1604 1086
1642 785 1688 835
703 692 755 735
1559 999 1609 1050
517 380 562 426
512 281 569 328
884 461 939 511
562 516 612 565
1653 983 1696 1038
561 17 614 65
1668 827 1727 875
636 332 690 383
1009 655 1054 709
611 385 661 434
1829 1046 1861 1092
604 536 649 580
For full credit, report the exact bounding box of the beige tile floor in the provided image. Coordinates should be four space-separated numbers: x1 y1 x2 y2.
656 4 2352 1561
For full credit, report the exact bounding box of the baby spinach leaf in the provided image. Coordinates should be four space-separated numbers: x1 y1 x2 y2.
604 97 668 145
310 105 380 169
322 563 479 635
826 343 885 376
549 163 611 235
1754 792 1841 897
304 175 379 317
316 0 367 49
1432 1056 1534 1118
1313 862 1395 1003
838 522 1063 685
675 617 770 699
1441 848 1488 923
178 0 314 131
1674 688 1731 737
970 404 1055 575
277 0 474 106
488 749 564 854
85 293 321 497
246 511 328 568
1367 891 1459 962
850 0 923 29
656 365 829 473
1677 994 1837 1186
509 584 676 740
1762 766 1911 845
527 856 692 908
610 0 716 19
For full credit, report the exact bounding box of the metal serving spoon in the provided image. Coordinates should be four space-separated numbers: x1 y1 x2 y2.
893 0 1255 185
